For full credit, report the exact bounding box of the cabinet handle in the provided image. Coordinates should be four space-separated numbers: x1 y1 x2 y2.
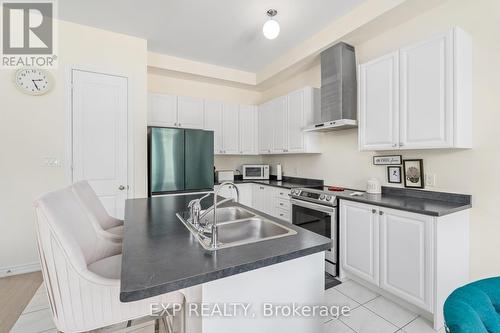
280 203 283 206
280 192 284 195
174 122 177 126
399 143 404 147
178 123 182 127
260 186 264 190
379 211 384 215
372 209 376 214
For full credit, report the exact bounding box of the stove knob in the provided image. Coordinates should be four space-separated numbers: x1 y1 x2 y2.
320 194 326 200
326 195 332 201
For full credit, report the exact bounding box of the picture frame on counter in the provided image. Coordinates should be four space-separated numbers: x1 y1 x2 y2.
387 166 402 184
373 155 402 165
403 159 424 188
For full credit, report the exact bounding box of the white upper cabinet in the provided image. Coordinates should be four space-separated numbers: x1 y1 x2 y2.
239 105 258 155
222 103 240 154
258 87 320 155
399 31 452 149
287 89 306 152
358 53 400 150
287 87 320 153
258 102 273 154
148 93 178 127
358 27 472 151
272 96 288 153
177 96 204 129
204 100 223 154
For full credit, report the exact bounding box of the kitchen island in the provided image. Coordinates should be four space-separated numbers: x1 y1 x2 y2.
120 193 332 333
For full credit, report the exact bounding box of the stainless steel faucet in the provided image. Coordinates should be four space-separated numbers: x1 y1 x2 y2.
211 182 239 248
187 193 210 227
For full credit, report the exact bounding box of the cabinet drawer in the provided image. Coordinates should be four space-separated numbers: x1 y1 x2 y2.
275 208 291 222
275 198 290 210
275 188 291 199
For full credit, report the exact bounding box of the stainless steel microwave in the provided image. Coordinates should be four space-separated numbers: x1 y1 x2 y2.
242 165 270 180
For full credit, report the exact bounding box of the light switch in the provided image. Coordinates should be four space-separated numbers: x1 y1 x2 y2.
425 173 436 187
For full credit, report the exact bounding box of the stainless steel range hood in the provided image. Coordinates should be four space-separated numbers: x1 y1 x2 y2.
304 42 357 132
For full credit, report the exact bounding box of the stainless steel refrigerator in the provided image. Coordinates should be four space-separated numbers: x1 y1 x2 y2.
148 127 214 195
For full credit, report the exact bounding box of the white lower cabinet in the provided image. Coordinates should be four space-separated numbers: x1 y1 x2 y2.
379 207 433 311
340 200 379 285
340 200 430 308
340 199 470 330
235 183 252 207
252 184 274 216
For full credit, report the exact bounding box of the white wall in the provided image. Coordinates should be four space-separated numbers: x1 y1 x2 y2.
0 20 148 274
262 0 500 280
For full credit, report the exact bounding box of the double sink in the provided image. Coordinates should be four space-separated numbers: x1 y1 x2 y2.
177 205 297 250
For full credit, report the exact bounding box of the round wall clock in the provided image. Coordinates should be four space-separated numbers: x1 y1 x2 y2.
14 67 52 95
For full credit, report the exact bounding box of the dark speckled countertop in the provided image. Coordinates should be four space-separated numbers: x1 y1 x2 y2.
336 187 472 217
120 193 331 302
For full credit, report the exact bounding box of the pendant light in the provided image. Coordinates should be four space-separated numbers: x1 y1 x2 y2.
262 9 280 40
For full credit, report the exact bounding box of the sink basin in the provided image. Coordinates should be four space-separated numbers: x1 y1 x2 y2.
215 217 295 245
199 206 255 224
176 205 297 250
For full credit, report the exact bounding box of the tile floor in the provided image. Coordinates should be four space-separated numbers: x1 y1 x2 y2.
10 284 156 333
323 280 446 333
10 280 446 333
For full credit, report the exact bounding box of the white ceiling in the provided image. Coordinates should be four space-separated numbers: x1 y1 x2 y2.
59 0 365 72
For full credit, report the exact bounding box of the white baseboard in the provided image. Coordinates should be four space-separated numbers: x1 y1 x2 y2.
0 261 41 278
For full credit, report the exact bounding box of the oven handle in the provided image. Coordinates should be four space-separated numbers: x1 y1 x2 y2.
290 198 336 214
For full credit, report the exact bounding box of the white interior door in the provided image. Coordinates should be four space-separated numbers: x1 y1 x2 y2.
71 69 128 219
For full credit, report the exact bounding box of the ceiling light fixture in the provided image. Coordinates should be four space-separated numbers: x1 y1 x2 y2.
262 9 280 40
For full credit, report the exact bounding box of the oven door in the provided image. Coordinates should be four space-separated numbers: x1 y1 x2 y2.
291 198 337 273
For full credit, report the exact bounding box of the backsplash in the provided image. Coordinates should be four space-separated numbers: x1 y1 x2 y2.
214 155 263 174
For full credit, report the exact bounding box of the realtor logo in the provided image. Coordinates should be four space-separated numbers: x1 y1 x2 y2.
1 0 57 68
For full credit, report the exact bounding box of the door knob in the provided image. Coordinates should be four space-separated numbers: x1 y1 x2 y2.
118 185 126 191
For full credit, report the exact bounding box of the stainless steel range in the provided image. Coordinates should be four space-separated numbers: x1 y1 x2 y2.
290 187 357 276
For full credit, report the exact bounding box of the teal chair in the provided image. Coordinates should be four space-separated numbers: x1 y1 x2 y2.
444 277 500 333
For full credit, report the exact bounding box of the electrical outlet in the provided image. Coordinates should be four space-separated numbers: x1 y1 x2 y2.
425 173 436 187
43 157 62 167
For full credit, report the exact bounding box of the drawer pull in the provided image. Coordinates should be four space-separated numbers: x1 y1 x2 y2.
372 209 376 214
